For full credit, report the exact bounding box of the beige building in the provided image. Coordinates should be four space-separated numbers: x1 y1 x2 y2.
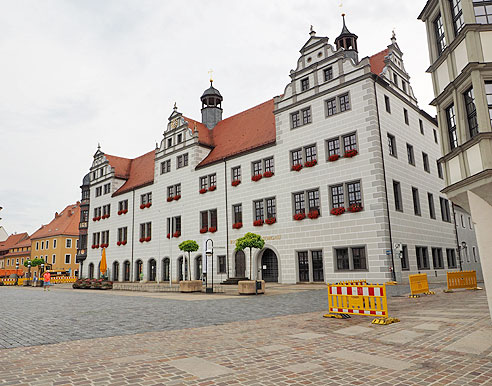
419 0 492 317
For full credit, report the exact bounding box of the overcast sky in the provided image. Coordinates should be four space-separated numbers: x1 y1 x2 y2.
0 0 432 235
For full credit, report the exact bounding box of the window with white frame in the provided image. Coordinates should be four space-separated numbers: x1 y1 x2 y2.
232 166 241 182
176 153 188 168
161 159 171 174
141 192 152 205
65 254 71 264
103 183 111 195
117 227 128 243
66 239 72 248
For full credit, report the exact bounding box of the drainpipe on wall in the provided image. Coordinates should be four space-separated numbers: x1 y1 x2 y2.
372 78 396 281
131 190 135 282
224 158 230 279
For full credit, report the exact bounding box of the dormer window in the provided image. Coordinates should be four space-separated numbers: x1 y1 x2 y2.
301 78 309 91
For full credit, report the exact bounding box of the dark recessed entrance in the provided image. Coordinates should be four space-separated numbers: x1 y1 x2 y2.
261 249 278 282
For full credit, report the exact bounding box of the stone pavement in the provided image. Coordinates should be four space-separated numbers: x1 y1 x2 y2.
0 286 491 385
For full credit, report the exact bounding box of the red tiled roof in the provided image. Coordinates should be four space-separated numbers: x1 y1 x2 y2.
182 117 214 147
105 155 132 179
369 49 389 76
195 99 276 167
0 233 29 253
112 150 155 196
30 203 80 240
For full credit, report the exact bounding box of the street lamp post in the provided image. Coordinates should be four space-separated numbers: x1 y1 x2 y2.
205 239 213 293
27 260 31 286
15 264 19 286
40 263 45 287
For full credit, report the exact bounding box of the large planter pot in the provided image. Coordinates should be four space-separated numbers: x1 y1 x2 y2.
238 280 265 295
179 280 203 293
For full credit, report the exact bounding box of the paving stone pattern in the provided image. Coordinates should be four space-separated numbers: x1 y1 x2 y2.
0 287 491 385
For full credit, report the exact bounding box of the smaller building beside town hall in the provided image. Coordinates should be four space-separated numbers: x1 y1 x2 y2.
82 18 460 285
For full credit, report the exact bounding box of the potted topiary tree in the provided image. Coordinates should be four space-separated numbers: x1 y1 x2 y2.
178 240 201 292
235 232 266 295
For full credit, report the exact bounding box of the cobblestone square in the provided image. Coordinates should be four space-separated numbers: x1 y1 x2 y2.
1 285 491 385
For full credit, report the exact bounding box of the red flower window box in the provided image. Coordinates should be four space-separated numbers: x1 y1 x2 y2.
344 149 358 158
209 227 217 233
231 180 241 187
293 212 306 221
265 217 276 225
308 210 319 219
291 164 303 172
200 227 208 234
348 203 363 212
173 231 181 238
140 204 145 209
117 210 122 215
93 217 98 222
167 233 171 239
330 207 345 216
117 241 122 246
253 219 264 226
328 154 340 162
122 240 127 245
94 244 100 249
167 197 173 202
208 185 216 191
146 203 152 208
139 237 145 243
251 174 262 182
199 188 207 194
124 209 128 214
145 237 151 242
173 194 181 201
91 245 96 249
232 222 243 229
304 159 317 168
263 171 274 178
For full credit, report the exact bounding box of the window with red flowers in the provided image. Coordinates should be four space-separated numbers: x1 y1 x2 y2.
167 183 181 200
326 137 340 158
118 199 128 214
293 192 305 216
101 230 109 247
93 207 101 220
330 185 344 210
254 200 264 222
264 157 274 174
291 148 303 169
199 174 216 191
233 203 242 224
139 222 151 242
307 189 320 216
200 209 217 232
231 166 241 184
102 204 111 218
117 227 127 245
252 160 262 177
304 144 317 164
141 192 152 207
92 232 100 247
343 133 357 153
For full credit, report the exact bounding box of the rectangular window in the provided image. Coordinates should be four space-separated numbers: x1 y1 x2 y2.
307 189 320 213
167 138 172 148
102 204 110 217
428 193 436 219
469 216 472 229
485 82 492 128
385 95 391 113
53 239 57 249
177 133 182 144
117 227 128 243
412 187 421 216
95 186 102 197
291 148 303 167
343 133 357 153
434 13 447 56
209 173 216 187
461 214 465 227
446 248 457 268
233 204 242 224
293 192 305 214
167 186 175 198
474 0 492 24
401 245 409 270
433 129 438 144
352 247 367 270
326 98 337 116
266 197 276 219
298 251 309 282
174 216 182 234
210 209 217 229
302 107 312 125
65 254 71 264
388 134 397 157
324 66 333 81
264 157 275 173
291 111 301 128
416 246 430 270
254 200 264 221
139 222 151 239
312 250 324 282
218 256 226 274
394 73 398 85
446 104 458 149
304 145 317 163
407 143 415 165
66 239 72 248
52 255 56 264
327 137 340 157
432 248 444 269
92 232 100 246
118 200 128 212
301 77 309 91
402 81 407 93
252 160 262 176
404 109 409 125
46 240 49 249
450 0 465 34
336 248 349 271
464 87 479 138
200 211 208 229
232 166 241 182
347 181 362 206
393 181 403 212
41 241 44 250
200 176 208 190
100 231 109 245
103 183 111 194
440 197 451 222
177 153 188 168
331 185 344 209
339 94 350 112
437 161 444 179
419 119 424 135
161 160 171 174
422 152 430 173
141 192 152 205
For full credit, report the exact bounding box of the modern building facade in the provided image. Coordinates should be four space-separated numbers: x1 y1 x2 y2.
83 19 458 285
419 0 492 315
30 203 80 276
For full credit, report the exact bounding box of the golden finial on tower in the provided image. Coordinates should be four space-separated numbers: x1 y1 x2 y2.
208 69 214 83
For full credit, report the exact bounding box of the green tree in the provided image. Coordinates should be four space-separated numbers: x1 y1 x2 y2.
179 240 199 281
24 258 45 267
235 232 265 280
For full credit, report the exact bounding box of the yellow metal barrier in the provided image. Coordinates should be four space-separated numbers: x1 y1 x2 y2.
445 270 481 292
336 280 367 285
50 276 77 284
323 282 399 325
408 273 434 298
0 278 16 286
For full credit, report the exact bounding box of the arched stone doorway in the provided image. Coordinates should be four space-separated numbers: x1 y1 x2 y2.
235 250 246 278
261 249 278 282
88 263 94 279
162 258 170 281
135 260 143 281
113 261 119 282
123 261 130 281
195 256 202 280
148 259 157 281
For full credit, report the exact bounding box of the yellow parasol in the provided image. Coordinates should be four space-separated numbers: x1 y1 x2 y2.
100 248 107 276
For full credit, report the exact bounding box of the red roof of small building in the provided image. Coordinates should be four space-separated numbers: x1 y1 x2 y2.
369 48 389 76
30 203 80 240
111 150 155 196
0 233 29 253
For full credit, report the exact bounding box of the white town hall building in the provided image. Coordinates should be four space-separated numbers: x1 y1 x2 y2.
82 18 459 285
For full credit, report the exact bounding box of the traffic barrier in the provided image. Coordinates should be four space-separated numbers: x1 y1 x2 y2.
323 282 399 325
0 278 17 285
50 276 77 284
336 280 367 285
408 273 435 298
445 270 481 292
